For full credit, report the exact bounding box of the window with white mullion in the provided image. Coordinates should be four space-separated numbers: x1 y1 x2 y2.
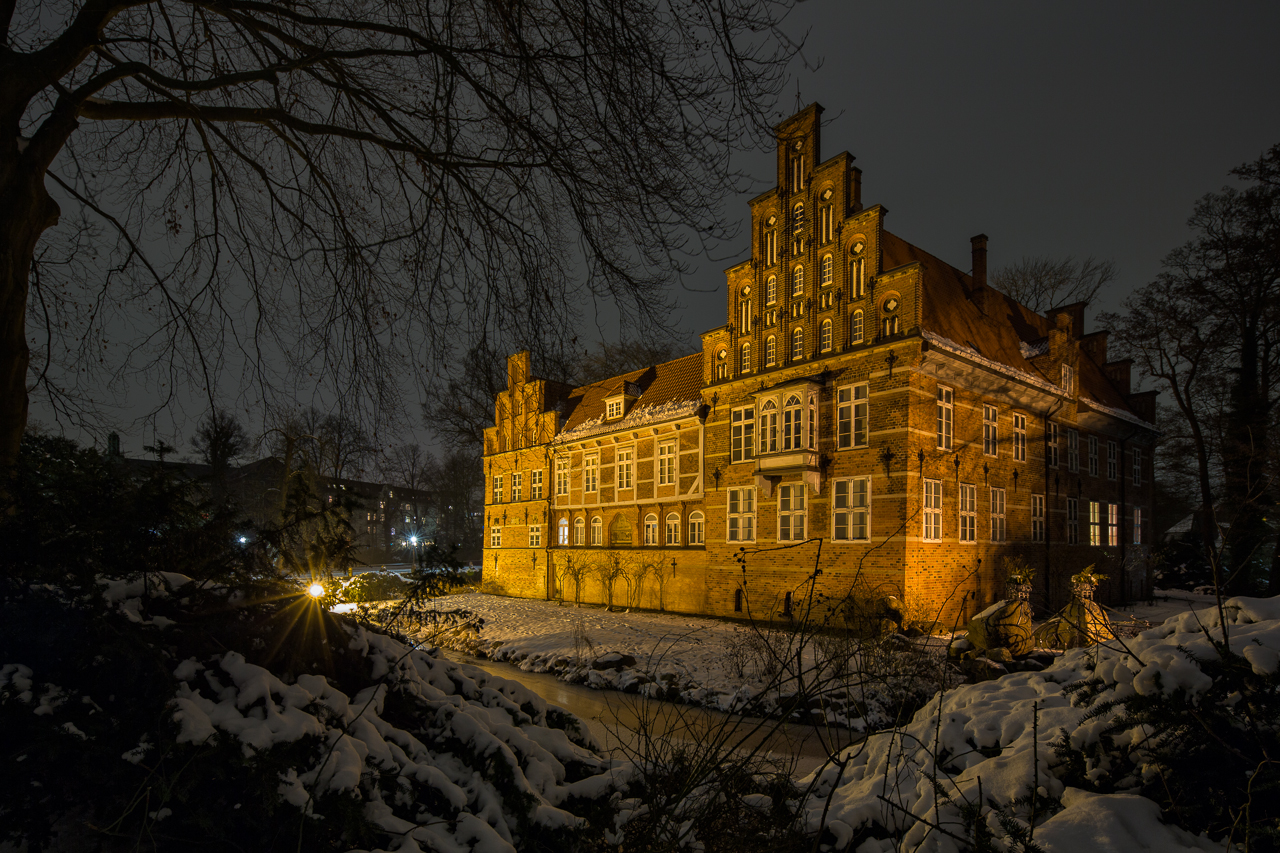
936 386 953 450
728 488 755 542
923 479 942 541
778 484 806 541
990 487 1006 542
833 478 870 541
959 483 977 543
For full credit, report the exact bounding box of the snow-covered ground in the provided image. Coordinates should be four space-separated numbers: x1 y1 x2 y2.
803 594 1280 852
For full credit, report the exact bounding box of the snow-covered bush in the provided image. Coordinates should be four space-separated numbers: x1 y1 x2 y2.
339 570 410 603
0 434 619 851
800 596 1280 852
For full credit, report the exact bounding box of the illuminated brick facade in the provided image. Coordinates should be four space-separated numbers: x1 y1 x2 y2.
483 103 1157 623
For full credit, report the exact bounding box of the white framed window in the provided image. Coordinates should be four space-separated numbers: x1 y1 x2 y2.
1062 363 1074 395
990 487 1006 542
606 399 623 419
617 448 633 490
1067 429 1079 473
590 516 603 546
983 404 998 456
1032 494 1045 542
558 519 569 545
493 475 504 503
791 327 804 361
1066 498 1078 544
1133 507 1143 544
529 525 541 547
923 479 942 541
731 407 755 463
936 386 953 450
821 254 833 287
1107 441 1118 480
584 455 598 493
1108 503 1119 546
741 342 751 374
820 319 832 352
792 265 805 297
758 400 778 453
665 512 681 545
490 526 502 548
833 477 870 541
766 274 777 303
573 517 585 545
836 383 868 449
1047 423 1060 468
1132 447 1142 486
783 394 804 451
778 483 806 541
766 335 777 366
511 472 522 501
658 441 675 485
728 488 755 542
556 458 569 496
1088 436 1099 477
959 483 977 543
850 309 864 344
1013 413 1027 462
644 513 659 546
530 469 543 499
808 393 817 449
1089 501 1101 546
688 511 704 545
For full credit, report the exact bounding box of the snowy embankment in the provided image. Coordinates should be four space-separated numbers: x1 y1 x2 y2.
802 595 1280 852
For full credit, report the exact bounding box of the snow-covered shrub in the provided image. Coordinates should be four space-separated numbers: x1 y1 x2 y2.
0 434 619 851
800 595 1280 852
339 570 409 603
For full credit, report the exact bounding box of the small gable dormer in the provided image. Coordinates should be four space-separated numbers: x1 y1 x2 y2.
605 380 642 421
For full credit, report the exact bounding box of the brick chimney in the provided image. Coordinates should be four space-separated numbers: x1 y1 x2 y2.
970 234 990 314
851 166 863 212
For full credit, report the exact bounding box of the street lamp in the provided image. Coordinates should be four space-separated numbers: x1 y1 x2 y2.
307 582 325 599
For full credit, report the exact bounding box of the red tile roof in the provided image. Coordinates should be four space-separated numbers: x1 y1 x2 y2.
557 352 703 434
883 229 1138 416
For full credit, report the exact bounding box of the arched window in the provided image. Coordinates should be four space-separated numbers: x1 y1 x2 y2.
851 256 865 297
665 512 681 545
809 392 818 449
739 286 752 333
644 513 659 546
821 254 833 287
716 348 728 380
759 400 778 453
766 335 777 366
688 511 705 545
741 342 751 373
792 265 804 297
792 202 805 233
820 318 832 352
783 394 803 450
574 517 585 545
558 518 569 546
766 275 777 305
791 326 804 361
590 516 603 546
851 310 864 344
883 315 900 337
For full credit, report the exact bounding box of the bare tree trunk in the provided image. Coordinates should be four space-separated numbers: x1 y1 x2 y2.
0 163 60 471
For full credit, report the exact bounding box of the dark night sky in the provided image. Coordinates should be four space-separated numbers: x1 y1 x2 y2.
33 2 1280 456
665 1 1280 346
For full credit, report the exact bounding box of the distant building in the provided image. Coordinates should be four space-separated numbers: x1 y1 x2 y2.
108 442 434 565
482 103 1157 622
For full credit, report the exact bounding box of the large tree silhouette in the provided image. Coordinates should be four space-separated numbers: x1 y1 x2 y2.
1 0 799 470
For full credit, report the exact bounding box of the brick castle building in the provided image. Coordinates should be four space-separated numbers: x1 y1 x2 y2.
481 103 1156 625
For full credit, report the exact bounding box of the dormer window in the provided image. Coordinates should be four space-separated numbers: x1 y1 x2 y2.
606 398 623 420
1061 363 1074 395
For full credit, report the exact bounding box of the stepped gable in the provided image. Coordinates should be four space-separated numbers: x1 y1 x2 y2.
558 352 703 433
884 229 1141 420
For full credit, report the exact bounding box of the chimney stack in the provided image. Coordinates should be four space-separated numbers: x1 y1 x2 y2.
970 234 988 290
851 166 862 212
